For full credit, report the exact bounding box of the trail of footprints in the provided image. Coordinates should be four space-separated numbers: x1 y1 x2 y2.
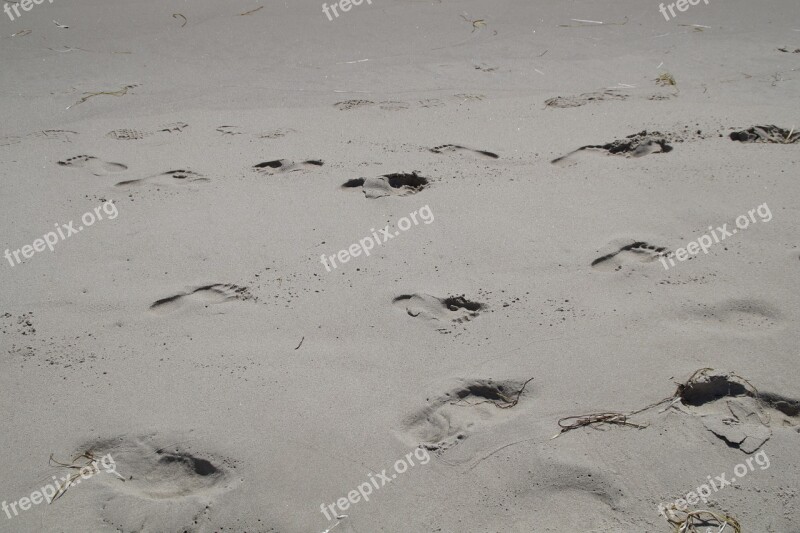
29 114 799 527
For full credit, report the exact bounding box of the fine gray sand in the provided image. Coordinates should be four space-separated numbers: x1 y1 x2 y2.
1 0 799 531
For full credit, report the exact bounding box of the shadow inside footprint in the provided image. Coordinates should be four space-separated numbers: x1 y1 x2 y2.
58 155 128 176
149 284 253 315
591 241 669 272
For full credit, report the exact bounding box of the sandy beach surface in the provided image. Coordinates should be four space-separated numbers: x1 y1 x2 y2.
1 0 799 531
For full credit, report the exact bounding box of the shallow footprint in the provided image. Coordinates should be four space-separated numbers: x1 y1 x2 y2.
149 284 253 315
116 169 207 188
544 90 628 108
253 159 323 174
430 144 499 159
107 122 188 141
591 241 669 272
58 155 128 176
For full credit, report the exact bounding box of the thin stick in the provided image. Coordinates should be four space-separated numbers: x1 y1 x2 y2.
294 337 304 350
240 6 264 16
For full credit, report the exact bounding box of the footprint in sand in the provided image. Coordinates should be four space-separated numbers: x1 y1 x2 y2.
545 90 628 108
334 99 375 111
58 155 128 176
116 169 208 188
591 241 670 272
253 159 323 175
106 122 188 141
729 125 800 144
393 293 484 329
552 130 673 167
399 378 532 453
72 435 237 532
149 284 253 315
679 299 783 335
676 369 799 453
430 144 499 159
342 172 429 199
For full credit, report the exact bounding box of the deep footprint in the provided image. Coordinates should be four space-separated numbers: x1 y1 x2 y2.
591 241 669 272
430 144 499 159
77 435 232 500
149 284 253 314
58 155 128 176
677 369 799 453
253 159 323 174
552 130 673 166
400 378 532 453
342 172 429 198
729 125 800 144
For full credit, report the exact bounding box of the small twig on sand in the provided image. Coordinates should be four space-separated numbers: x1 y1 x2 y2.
294 337 304 350
172 13 187 27
240 6 264 16
559 16 628 27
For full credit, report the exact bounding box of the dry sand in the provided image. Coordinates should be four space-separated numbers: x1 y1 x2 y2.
1 0 799 531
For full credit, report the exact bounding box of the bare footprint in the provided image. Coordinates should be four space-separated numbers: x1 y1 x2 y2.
399 378 531 453
545 90 628 108
393 293 484 328
106 123 188 141
334 99 374 111
149 284 253 315
552 131 673 167
342 172 429 199
679 299 783 335
430 144 499 159
58 155 128 176
116 169 208 188
253 159 323 175
677 369 799 453
591 241 669 272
